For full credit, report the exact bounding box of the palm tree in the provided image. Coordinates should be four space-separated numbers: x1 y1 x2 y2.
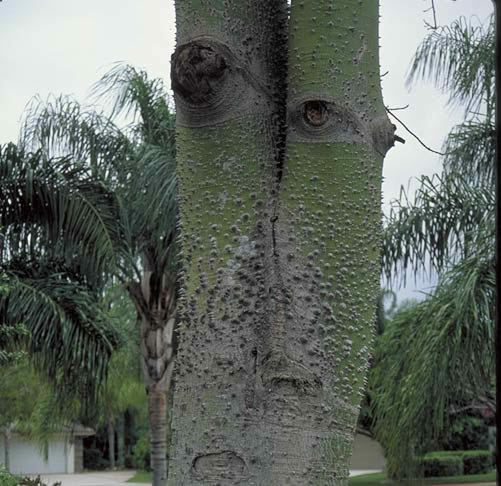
372 13 495 478
98 284 146 469
19 64 177 485
0 142 123 404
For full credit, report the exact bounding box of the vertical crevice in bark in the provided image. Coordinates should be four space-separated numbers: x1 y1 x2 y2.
263 0 292 375
268 0 289 256
269 3 289 189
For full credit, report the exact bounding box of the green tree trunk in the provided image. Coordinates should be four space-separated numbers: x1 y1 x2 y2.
168 0 395 484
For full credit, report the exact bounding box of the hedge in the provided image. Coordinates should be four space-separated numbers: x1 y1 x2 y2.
420 454 463 477
422 450 493 476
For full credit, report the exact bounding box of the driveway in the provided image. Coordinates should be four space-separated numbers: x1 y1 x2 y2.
38 469 382 485
38 469 383 485
40 470 145 486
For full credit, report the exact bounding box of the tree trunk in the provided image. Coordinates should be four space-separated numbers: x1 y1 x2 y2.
107 421 115 469
148 387 168 486
165 387 174 476
168 0 395 484
128 270 176 486
117 413 125 468
3 426 11 472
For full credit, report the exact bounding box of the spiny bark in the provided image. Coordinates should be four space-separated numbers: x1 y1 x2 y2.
168 1 395 484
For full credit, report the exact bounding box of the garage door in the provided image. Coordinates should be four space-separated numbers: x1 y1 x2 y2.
9 436 69 474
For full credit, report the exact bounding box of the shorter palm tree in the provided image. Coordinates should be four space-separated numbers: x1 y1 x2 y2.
0 142 123 404
374 12 495 478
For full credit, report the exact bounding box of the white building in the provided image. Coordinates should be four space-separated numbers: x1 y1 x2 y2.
0 425 94 474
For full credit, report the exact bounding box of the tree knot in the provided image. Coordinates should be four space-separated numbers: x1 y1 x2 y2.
172 43 228 104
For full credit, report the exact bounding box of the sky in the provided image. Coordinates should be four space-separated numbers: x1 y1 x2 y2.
0 0 494 302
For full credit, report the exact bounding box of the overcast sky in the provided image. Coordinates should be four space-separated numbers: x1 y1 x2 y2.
0 0 494 302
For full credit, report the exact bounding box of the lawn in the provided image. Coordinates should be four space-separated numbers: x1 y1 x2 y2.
349 470 497 485
128 470 497 485
128 470 153 483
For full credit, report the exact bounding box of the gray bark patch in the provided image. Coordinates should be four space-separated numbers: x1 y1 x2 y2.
192 451 246 478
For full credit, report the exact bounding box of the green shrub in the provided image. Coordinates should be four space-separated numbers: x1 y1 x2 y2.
460 450 493 474
0 467 61 486
440 416 489 450
131 435 151 471
18 476 61 486
420 454 463 477
421 450 493 476
0 466 18 486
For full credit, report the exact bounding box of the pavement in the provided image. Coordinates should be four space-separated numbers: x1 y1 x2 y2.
36 469 382 485
36 470 497 486
39 470 144 486
349 469 382 476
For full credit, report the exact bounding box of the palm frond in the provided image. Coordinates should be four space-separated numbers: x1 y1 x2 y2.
90 63 175 148
0 143 124 280
91 64 178 277
442 119 495 186
0 269 122 398
371 250 495 478
19 95 132 184
382 172 494 283
126 144 177 272
407 14 495 116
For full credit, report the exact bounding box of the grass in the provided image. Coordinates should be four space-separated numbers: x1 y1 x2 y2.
127 470 152 483
128 470 497 485
349 470 497 486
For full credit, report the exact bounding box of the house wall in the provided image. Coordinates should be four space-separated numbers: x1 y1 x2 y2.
349 432 386 470
0 433 75 474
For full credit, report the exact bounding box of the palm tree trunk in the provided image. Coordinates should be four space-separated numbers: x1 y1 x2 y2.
128 279 175 486
165 388 173 477
3 426 11 472
107 421 115 469
148 387 167 486
140 308 175 486
167 0 395 484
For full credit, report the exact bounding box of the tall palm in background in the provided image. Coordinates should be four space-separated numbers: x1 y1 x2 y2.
98 284 146 469
17 64 178 484
372 13 495 478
